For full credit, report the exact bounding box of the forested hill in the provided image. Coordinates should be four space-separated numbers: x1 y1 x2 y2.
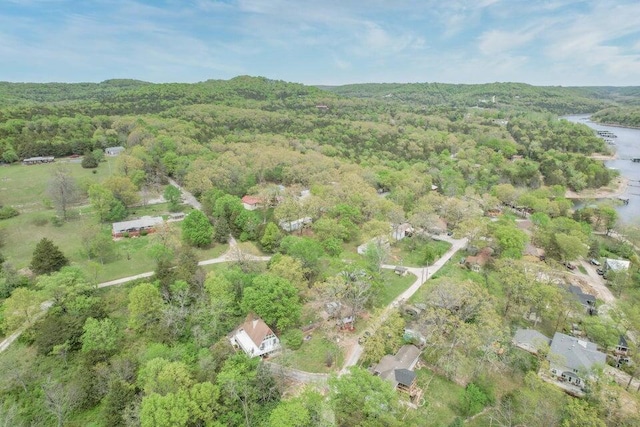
320 82 640 114
0 76 330 113
591 106 640 128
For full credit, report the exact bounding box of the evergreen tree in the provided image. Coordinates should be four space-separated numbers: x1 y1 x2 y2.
30 238 69 275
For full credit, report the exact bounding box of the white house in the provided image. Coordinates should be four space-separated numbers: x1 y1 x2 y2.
230 314 280 358
104 146 125 156
279 217 312 232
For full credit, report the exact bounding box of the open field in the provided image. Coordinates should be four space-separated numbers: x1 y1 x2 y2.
0 158 116 210
276 327 344 373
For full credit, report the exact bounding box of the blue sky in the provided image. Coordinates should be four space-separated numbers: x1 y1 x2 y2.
1 0 640 86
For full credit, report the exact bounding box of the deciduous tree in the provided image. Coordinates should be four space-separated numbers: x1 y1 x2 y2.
181 210 213 248
241 274 301 330
47 165 79 220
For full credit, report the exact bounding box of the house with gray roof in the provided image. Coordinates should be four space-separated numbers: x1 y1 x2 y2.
105 146 125 156
112 216 164 238
568 284 597 316
547 332 606 389
372 345 421 397
513 329 550 354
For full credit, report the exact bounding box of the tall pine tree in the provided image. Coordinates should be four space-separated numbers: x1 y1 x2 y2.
30 238 69 275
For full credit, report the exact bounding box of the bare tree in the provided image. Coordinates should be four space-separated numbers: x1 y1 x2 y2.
42 377 83 427
47 165 79 220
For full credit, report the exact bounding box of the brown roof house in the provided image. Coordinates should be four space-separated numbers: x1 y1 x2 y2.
241 195 262 211
230 314 280 358
465 247 493 272
372 345 421 397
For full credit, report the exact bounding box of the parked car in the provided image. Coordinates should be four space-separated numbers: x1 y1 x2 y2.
565 263 576 271
596 268 605 276
590 259 601 266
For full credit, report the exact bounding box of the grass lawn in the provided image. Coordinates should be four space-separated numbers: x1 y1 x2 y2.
0 158 116 211
0 207 229 282
277 328 344 373
414 369 465 425
374 269 416 307
409 249 483 303
390 237 452 267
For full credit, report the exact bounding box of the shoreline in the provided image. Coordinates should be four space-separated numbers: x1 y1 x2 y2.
564 176 629 200
590 120 640 131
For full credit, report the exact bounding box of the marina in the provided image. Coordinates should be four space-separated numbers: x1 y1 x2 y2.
564 114 640 223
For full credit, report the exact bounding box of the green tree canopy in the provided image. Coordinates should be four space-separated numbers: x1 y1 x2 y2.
330 366 401 427
181 210 213 248
241 274 301 330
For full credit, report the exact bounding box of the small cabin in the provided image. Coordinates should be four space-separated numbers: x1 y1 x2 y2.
104 146 125 156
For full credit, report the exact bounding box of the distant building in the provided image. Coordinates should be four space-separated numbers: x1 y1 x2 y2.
605 258 630 274
241 195 262 211
279 217 312 232
464 247 493 272
112 216 163 238
104 146 125 156
22 156 54 165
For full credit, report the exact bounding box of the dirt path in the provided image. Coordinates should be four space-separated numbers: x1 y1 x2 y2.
573 260 615 304
168 178 202 210
340 236 468 374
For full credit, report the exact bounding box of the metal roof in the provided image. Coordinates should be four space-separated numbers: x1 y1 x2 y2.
112 216 163 234
605 258 630 272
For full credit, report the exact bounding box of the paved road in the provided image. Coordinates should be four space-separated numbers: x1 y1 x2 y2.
340 235 467 373
168 178 202 211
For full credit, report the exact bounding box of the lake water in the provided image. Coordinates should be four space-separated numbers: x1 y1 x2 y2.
563 114 640 224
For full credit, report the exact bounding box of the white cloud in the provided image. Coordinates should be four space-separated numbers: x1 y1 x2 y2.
478 29 537 55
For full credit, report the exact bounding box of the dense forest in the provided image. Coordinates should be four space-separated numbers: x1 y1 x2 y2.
592 107 640 128
1 77 640 426
321 82 640 114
